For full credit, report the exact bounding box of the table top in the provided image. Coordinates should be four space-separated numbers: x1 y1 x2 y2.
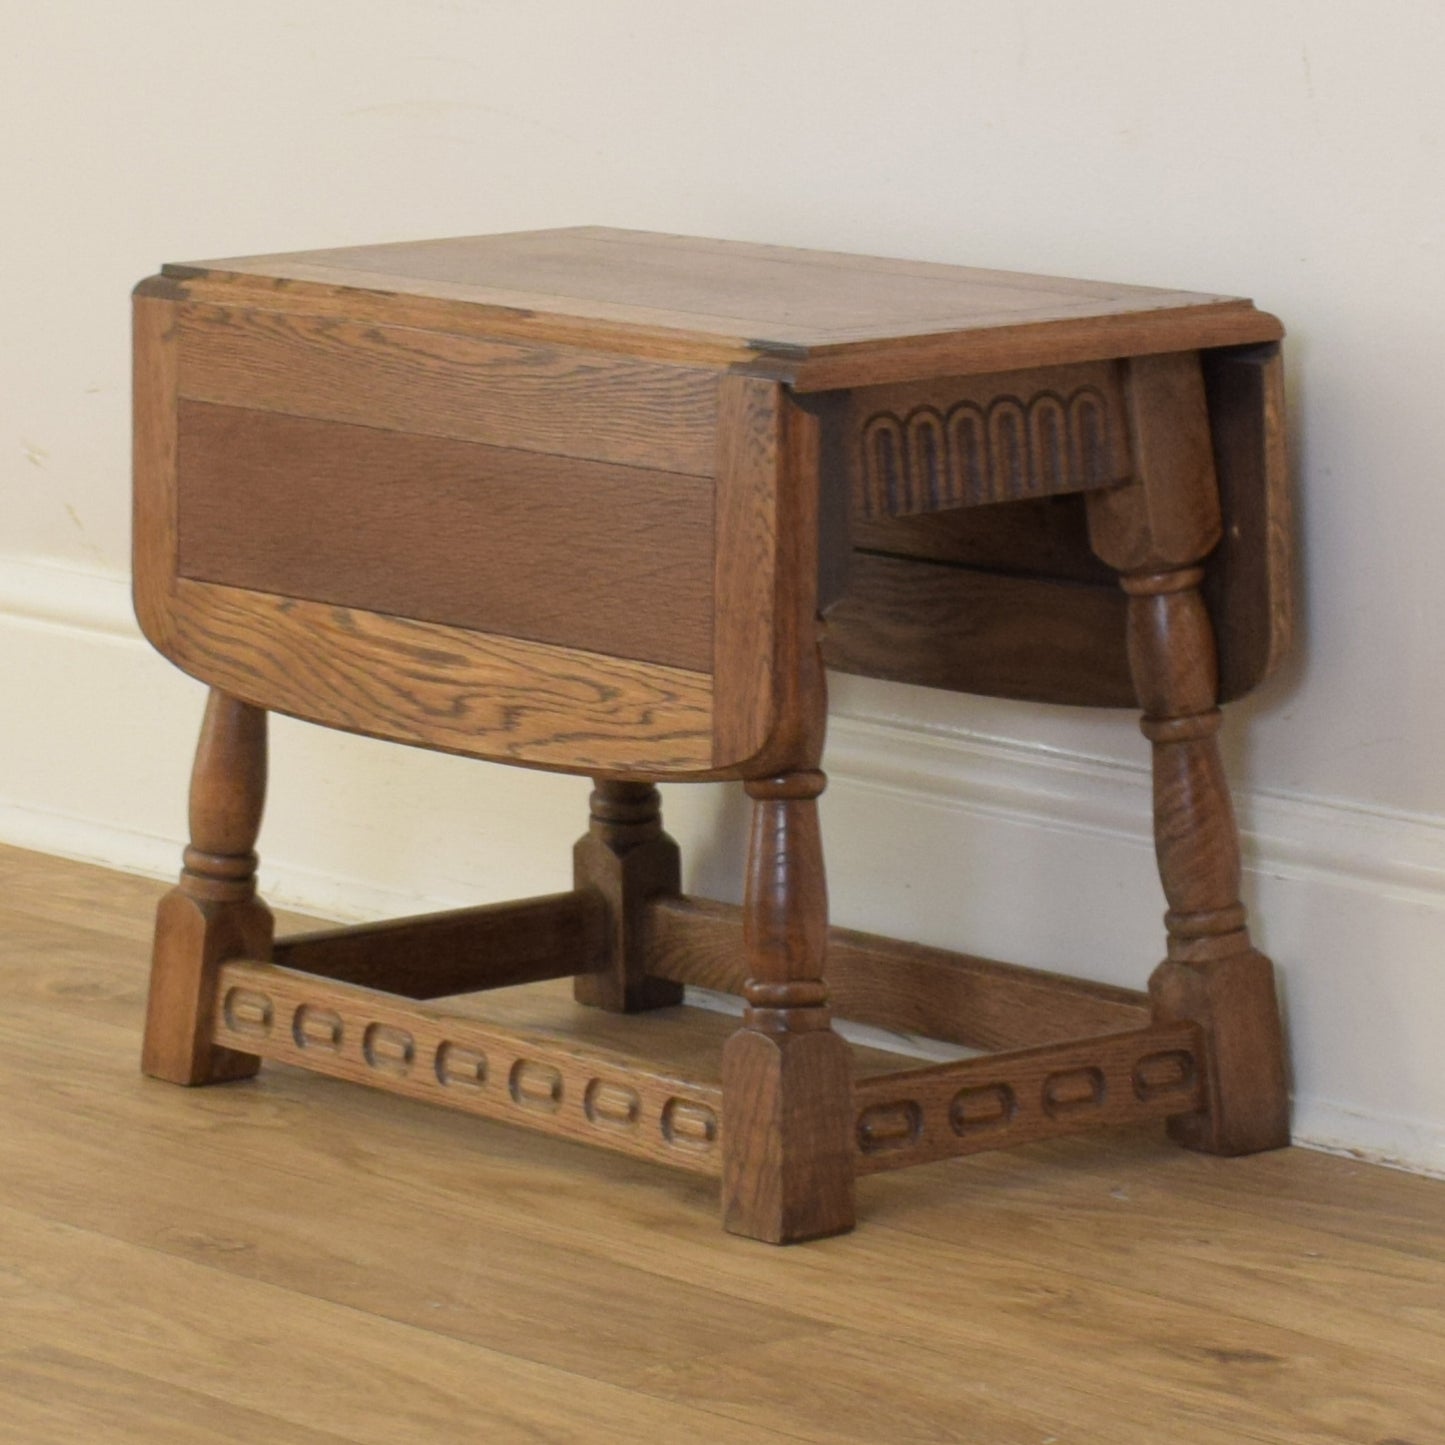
136 226 1290 777
163 227 1282 389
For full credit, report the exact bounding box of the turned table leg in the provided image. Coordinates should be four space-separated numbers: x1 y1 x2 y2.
721 653 854 1243
1085 351 1290 1156
573 779 684 1013
1125 567 1290 1155
141 689 273 1085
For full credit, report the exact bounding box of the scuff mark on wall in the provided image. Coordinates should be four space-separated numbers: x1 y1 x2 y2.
61 501 105 562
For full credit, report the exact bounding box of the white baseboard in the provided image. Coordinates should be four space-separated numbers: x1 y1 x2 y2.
0 555 138 638
3 555 1443 1179
826 703 1445 907
1291 1098 1445 1179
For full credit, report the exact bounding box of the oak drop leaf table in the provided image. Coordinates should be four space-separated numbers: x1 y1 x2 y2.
133 228 1292 1243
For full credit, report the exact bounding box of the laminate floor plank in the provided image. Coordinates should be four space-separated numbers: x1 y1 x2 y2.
866 1145 1445 1368
1 842 1441 1444
0 1206 805 1445
0 1007 1135 1443
0 1345 353 1445
1 999 1434 1444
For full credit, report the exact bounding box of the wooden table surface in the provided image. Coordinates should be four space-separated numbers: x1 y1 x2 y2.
166 226 1283 387
3 843 1441 1443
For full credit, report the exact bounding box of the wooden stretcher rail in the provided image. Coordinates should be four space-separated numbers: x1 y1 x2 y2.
207 958 1200 1185
644 895 1151 1050
272 890 604 999
851 1021 1205 1173
210 960 725 1177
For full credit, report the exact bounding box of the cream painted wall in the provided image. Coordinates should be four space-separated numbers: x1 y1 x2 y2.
3 1 1444 1170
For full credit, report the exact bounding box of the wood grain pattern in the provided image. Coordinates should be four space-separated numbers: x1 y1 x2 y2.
852 1022 1204 1173
644 895 1152 1050
1086 351 1221 573
572 782 685 1013
710 381 833 773
161 227 1284 389
1201 342 1294 697
131 231 1296 1245
834 492 1134 700
156 579 718 775
822 544 1286 710
272 892 603 999
0 1196 809 1445
835 344 1290 706
848 493 1116 583
180 228 1249 340
1124 569 1291 1157
139 269 766 371
712 376 782 767
211 959 725 1177
131 291 179 651
842 360 1129 516
0 1343 342 1445
176 300 720 476
133 306 726 774
1087 355 1290 1157
141 691 271 1086
14 844 1441 1445
759 394 831 770
175 400 715 671
722 648 855 1243
787 308 1285 393
139 244 1291 797
136 286 735 777
823 550 1134 706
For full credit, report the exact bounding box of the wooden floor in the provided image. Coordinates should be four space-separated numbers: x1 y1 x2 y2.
1 843 1441 1444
